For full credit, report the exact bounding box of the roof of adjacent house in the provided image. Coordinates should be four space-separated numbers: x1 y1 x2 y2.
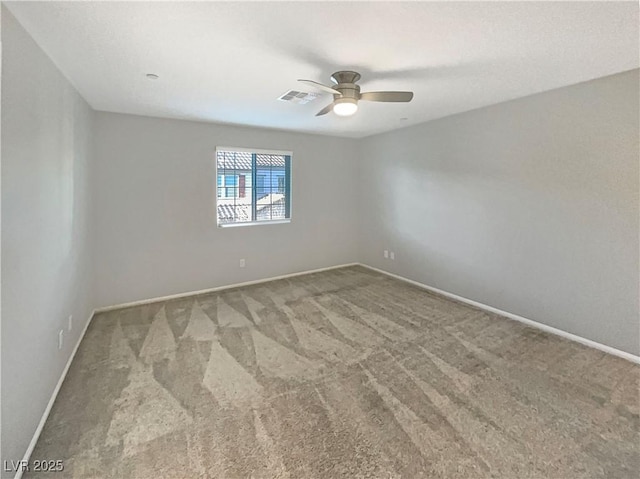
217 204 250 222
217 151 285 171
217 195 286 223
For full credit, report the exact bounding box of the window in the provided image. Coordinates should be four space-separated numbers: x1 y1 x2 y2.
216 148 291 226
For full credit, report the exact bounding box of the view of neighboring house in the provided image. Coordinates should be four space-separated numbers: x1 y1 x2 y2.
216 151 287 223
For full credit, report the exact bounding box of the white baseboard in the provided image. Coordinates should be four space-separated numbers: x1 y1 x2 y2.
94 263 360 313
15 310 96 479
359 264 640 365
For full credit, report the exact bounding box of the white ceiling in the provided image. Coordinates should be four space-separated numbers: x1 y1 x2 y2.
6 1 639 138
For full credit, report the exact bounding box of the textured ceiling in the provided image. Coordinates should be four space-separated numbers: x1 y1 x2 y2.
6 1 639 138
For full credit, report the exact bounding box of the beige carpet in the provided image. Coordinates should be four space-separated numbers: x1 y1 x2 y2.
28 266 639 478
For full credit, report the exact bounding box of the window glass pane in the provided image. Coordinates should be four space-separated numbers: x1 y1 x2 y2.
256 175 266 199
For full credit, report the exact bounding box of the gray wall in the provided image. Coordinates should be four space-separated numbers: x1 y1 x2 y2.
1 7 94 473
358 69 640 356
91 112 359 308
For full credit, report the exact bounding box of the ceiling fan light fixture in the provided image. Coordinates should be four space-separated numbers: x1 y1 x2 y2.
333 98 358 117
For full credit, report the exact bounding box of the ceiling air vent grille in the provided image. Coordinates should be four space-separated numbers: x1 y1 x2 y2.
278 90 319 104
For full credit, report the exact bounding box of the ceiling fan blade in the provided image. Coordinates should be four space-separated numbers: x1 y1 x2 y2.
360 91 414 102
298 79 342 95
315 102 335 116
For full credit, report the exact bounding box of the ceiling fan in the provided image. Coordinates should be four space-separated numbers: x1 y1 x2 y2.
298 71 414 117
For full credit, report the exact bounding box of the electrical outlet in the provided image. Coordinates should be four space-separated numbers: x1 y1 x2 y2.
58 330 64 350
390 251 395 260
239 258 246 268
384 250 389 259
68 315 73 331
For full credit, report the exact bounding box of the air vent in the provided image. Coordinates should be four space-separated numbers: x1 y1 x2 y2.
278 90 319 104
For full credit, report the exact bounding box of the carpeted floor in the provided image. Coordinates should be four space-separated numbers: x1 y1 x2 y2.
28 266 639 478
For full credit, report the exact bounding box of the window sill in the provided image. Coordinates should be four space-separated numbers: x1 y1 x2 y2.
218 219 291 228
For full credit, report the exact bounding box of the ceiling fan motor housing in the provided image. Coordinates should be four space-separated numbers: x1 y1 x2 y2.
331 71 362 101
333 83 360 101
